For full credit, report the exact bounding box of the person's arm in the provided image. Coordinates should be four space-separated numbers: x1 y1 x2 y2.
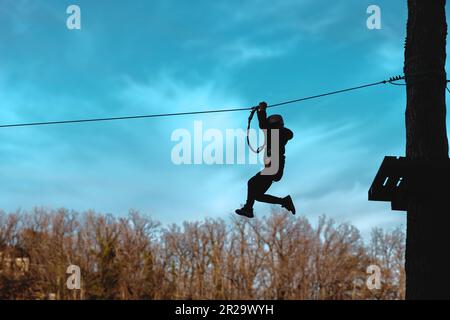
257 101 268 129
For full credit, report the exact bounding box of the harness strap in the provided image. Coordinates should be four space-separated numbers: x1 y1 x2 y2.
247 107 266 154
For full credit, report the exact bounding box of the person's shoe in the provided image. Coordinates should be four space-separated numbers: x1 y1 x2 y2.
282 196 296 215
235 206 254 218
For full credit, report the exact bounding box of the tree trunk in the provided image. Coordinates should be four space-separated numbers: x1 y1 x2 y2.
404 0 450 299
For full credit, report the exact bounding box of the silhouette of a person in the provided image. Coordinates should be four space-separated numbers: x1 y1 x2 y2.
236 102 296 218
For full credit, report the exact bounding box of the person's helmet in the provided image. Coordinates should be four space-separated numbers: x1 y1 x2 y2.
267 114 284 129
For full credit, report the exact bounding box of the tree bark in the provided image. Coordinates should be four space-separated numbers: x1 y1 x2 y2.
404 0 450 299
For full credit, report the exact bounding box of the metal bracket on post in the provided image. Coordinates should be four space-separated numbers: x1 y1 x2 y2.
368 156 450 211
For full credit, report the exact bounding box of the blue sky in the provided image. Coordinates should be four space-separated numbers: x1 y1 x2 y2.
1 0 443 235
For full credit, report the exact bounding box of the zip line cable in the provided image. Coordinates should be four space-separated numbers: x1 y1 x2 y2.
0 75 405 129
267 76 404 109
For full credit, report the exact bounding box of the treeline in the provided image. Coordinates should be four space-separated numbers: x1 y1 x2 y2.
0 208 405 300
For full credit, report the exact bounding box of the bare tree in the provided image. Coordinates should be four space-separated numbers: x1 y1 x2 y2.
0 207 405 300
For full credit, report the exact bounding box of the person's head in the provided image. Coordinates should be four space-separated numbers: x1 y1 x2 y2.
267 114 284 129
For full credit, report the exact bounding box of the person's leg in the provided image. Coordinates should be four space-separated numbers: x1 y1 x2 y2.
256 194 283 205
236 172 270 218
246 173 273 208
236 162 295 217
257 193 296 215
244 174 259 209
253 160 283 205
256 159 296 214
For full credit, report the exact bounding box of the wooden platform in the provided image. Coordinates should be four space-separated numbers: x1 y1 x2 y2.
368 156 450 211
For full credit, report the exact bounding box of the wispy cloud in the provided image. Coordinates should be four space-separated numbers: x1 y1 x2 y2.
375 42 404 72
216 38 297 66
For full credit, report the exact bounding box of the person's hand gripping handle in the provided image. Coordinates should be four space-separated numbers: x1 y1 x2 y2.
258 101 268 112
